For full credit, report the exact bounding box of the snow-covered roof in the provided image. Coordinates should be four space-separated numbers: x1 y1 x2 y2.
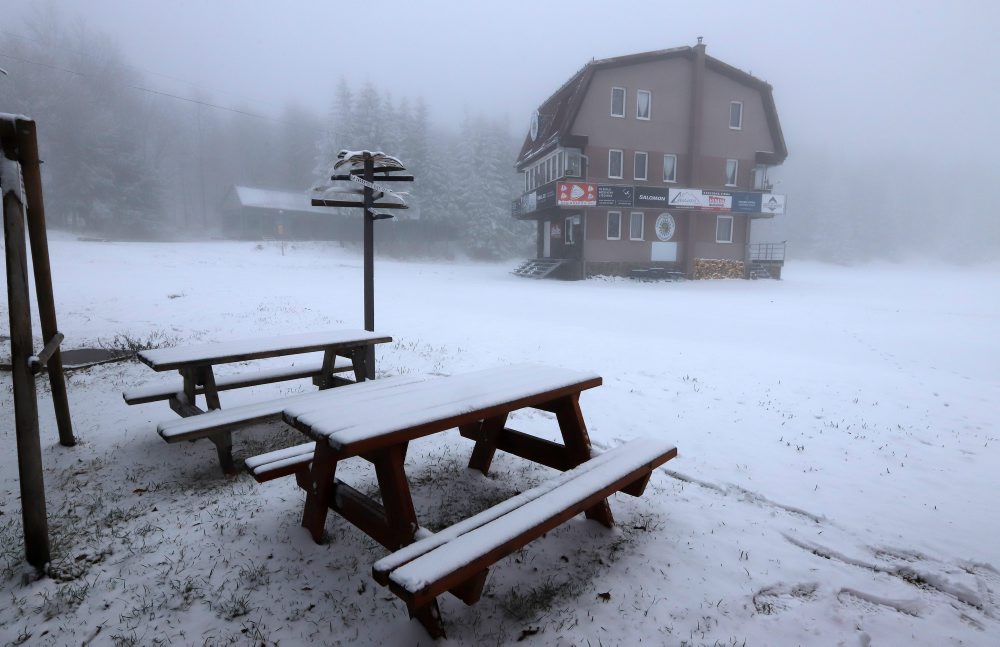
232 186 337 215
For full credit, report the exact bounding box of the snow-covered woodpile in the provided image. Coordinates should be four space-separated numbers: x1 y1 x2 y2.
694 258 745 279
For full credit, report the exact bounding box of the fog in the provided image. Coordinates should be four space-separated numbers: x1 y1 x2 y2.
1 0 998 261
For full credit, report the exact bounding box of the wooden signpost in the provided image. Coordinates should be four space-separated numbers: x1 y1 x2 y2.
1 114 75 569
312 150 414 379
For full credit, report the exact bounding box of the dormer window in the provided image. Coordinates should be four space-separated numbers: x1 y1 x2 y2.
611 87 626 118
730 101 743 130
636 90 651 120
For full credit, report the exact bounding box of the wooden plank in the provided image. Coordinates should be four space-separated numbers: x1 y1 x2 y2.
4 186 50 567
287 375 603 459
329 480 394 550
301 443 338 543
372 444 418 549
15 119 75 447
28 331 63 374
310 199 409 209
466 414 508 475
389 446 677 610
553 394 613 526
138 331 391 371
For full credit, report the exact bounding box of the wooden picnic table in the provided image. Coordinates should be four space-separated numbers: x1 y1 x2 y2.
248 363 677 637
127 329 391 472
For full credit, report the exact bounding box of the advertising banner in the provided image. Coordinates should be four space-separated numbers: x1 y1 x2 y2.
596 184 634 207
759 193 786 215
634 186 670 208
557 182 597 206
535 182 557 210
668 188 732 211
730 192 762 213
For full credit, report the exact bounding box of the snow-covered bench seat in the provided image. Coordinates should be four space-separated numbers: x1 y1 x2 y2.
244 442 316 483
122 357 352 405
371 436 677 638
159 374 425 444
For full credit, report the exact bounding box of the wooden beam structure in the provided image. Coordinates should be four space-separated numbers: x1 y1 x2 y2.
1 113 76 569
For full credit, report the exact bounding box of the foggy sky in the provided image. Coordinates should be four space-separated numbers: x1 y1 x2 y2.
3 0 999 165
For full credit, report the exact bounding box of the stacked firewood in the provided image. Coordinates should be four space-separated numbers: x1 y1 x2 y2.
694 258 745 280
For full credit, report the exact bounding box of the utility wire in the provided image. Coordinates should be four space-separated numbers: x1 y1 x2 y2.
0 49 329 134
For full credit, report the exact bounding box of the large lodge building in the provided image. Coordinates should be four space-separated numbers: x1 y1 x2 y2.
511 40 788 280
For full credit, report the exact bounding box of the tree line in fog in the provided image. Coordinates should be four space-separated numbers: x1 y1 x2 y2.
0 13 530 259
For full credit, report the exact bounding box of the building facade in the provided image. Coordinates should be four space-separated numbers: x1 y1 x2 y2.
511 41 788 279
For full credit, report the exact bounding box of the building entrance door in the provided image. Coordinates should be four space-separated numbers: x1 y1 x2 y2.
542 220 551 258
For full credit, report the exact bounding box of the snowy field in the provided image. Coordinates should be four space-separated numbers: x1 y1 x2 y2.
1 237 999 646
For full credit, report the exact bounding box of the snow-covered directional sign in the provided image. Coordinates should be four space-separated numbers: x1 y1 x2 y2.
351 174 404 200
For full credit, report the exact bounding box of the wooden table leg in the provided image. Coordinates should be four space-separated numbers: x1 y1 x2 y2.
198 367 235 475
302 442 338 543
554 395 614 527
350 347 368 382
372 443 418 549
466 414 508 475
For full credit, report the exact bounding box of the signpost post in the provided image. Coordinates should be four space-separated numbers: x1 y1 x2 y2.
312 151 413 379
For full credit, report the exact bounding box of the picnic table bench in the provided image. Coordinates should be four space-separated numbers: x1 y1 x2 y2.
122 329 390 473
245 363 677 637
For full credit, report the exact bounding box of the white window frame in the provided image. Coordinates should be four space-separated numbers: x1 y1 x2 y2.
565 216 576 245
629 212 644 241
636 89 651 120
611 87 626 118
634 152 648 181
606 211 621 240
725 159 739 187
716 215 734 243
730 101 743 130
663 153 677 183
608 149 624 179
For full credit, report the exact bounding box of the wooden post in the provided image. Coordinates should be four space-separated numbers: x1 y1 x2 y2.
3 187 51 568
362 154 376 380
6 118 74 446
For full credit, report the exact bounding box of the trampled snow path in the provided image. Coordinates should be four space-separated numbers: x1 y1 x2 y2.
1 238 998 645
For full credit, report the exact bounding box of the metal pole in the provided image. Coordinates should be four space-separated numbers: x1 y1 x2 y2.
3 188 51 568
362 154 376 379
15 119 75 446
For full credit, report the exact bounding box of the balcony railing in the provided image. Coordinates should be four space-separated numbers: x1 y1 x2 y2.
747 242 786 262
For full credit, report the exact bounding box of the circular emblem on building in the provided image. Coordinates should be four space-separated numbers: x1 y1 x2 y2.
655 213 676 241
529 111 539 141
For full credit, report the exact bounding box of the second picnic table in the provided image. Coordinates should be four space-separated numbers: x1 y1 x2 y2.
124 329 391 472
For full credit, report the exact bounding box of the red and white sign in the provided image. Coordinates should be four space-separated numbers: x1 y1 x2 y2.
557 182 597 206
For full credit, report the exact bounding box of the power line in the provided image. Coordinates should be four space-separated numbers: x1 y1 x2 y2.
0 50 330 135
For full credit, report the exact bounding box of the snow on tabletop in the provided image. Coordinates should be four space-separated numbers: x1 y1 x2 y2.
373 437 669 577
138 328 389 369
282 364 602 450
386 436 676 593
3 239 999 646
158 373 425 439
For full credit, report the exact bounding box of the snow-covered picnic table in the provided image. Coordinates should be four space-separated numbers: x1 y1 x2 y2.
123 329 391 472
246 363 677 637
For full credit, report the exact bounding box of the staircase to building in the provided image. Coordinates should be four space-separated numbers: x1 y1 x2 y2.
512 258 566 279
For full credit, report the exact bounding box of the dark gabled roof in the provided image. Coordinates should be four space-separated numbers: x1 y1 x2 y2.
515 46 787 169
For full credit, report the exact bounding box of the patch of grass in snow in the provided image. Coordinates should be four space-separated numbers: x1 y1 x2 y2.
35 577 94 619
499 577 565 620
217 590 253 620
98 330 180 357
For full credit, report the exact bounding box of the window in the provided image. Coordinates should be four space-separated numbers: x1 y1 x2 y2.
630 212 644 241
730 101 743 129
663 154 677 183
607 211 621 240
608 149 624 179
565 217 576 244
725 159 739 186
636 90 651 120
524 172 529 192
611 87 626 117
634 152 648 180
716 215 734 243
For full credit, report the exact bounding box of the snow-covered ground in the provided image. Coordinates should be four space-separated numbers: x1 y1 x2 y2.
1 238 998 646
